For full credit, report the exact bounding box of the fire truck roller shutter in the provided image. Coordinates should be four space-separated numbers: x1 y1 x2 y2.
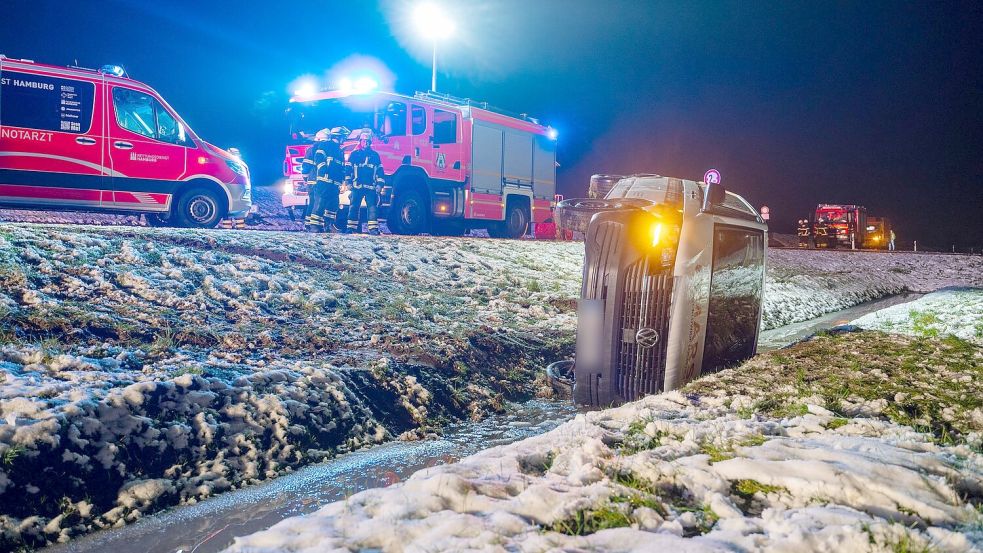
471 122 503 195
533 134 556 200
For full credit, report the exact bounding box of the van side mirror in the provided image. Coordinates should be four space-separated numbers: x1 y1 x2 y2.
702 182 726 212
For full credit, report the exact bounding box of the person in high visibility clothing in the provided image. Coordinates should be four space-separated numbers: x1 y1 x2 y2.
346 132 385 235
301 127 348 232
889 229 896 251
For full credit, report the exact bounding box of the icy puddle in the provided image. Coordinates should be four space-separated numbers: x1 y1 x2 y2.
42 399 579 553
757 292 921 351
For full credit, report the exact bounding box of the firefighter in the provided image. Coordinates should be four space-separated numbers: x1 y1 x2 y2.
797 219 811 248
889 229 896 251
302 127 348 232
346 132 385 235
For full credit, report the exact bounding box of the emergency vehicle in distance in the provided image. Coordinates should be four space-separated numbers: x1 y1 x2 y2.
810 204 867 249
0 56 251 227
282 88 557 238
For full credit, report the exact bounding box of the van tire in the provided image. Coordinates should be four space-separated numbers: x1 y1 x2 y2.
145 213 174 227
490 202 529 239
173 186 225 228
389 189 429 235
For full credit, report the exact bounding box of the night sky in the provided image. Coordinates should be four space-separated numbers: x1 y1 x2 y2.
2 0 981 247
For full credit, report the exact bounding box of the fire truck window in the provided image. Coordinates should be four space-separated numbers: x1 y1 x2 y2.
433 109 457 144
382 102 407 136
0 71 94 134
113 88 157 139
702 226 764 374
411 105 426 135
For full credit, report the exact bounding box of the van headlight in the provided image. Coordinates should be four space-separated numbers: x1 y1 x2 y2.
225 158 248 176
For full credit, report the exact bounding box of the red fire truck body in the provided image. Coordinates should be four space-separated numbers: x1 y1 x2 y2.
0 56 251 227
813 204 867 249
282 90 557 237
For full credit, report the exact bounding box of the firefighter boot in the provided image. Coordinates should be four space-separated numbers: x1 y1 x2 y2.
305 213 325 233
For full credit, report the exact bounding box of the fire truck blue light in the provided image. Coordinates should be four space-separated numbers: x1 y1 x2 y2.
547 128 558 140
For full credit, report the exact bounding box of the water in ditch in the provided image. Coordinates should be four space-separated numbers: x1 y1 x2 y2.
44 293 918 553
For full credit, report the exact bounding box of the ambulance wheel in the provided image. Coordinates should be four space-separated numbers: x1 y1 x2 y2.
490 203 529 239
389 189 429 235
145 213 174 227
174 186 224 228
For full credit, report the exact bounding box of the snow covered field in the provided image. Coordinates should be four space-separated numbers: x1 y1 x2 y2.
853 287 983 345
225 331 983 553
0 220 980 550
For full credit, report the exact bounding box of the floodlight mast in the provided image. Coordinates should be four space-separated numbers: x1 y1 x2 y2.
414 3 454 92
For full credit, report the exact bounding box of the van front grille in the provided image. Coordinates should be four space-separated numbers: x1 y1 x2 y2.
617 257 673 401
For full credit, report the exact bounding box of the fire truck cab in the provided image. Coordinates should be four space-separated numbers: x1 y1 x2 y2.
0 56 251 227
283 90 557 237
813 204 866 249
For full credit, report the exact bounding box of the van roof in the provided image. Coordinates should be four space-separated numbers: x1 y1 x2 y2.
1 57 140 86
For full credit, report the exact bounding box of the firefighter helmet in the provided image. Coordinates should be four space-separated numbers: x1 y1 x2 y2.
314 128 330 141
329 126 350 139
359 132 372 146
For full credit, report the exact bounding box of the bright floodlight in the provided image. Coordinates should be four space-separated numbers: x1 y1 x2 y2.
547 127 559 140
414 3 454 40
354 76 378 92
294 81 317 99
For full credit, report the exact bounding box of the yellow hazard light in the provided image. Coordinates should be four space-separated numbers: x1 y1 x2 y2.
438 204 448 212
651 222 663 247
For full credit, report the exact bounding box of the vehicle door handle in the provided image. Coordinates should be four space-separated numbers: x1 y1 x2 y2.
75 137 97 146
113 141 133 150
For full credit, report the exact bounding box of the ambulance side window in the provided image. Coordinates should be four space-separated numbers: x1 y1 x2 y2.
113 88 156 138
411 105 426 135
112 88 190 146
433 109 457 144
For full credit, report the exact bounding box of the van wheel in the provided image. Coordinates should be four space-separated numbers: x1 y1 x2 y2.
389 189 429 235
145 213 174 227
174 187 225 228
490 203 529 239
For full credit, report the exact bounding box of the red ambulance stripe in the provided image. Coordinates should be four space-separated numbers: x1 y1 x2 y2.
0 184 102 202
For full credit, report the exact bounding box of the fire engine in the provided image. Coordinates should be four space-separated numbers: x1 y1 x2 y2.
812 204 867 249
0 56 251 227
282 89 557 237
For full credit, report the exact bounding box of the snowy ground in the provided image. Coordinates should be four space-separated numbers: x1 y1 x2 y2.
0 218 980 550
224 330 983 553
852 287 983 345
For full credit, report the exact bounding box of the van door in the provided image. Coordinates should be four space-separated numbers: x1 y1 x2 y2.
0 67 103 209
107 85 188 212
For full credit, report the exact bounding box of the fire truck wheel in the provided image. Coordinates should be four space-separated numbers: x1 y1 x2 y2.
174 186 225 229
493 203 529 239
389 190 429 235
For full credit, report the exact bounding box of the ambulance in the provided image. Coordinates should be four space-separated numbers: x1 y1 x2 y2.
283 89 557 237
0 56 251 227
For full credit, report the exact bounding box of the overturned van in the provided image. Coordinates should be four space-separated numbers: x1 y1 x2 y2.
556 175 767 407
